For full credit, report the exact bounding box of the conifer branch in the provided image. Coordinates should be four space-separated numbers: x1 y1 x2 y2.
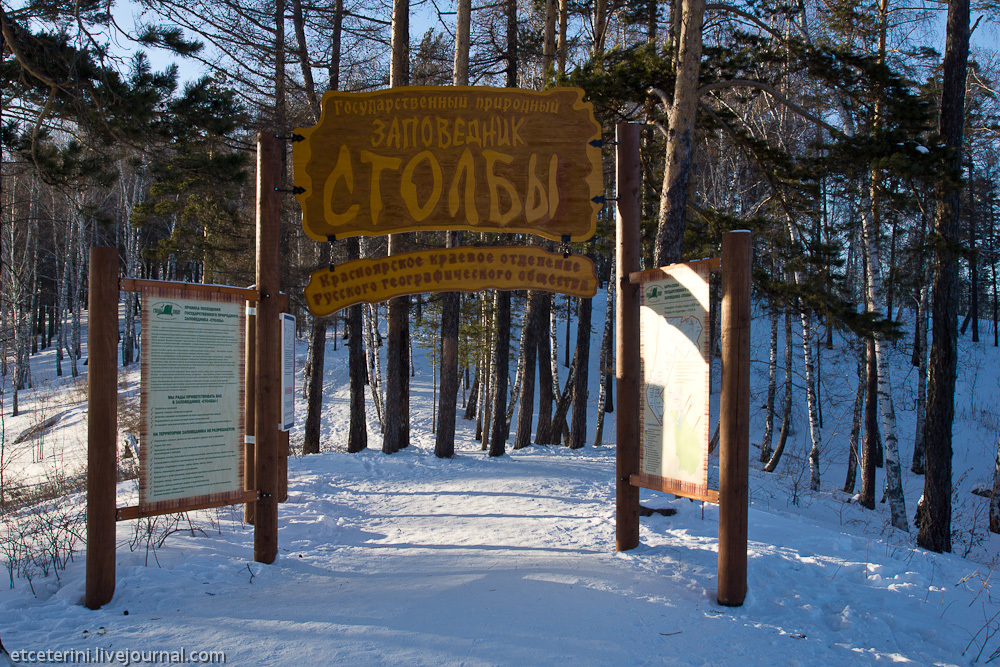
0 8 72 91
704 4 787 41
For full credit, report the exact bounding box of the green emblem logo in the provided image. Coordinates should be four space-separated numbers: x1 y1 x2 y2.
154 302 181 318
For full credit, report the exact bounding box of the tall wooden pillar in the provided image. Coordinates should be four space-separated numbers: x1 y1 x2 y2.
717 230 752 606
86 246 119 609
615 123 641 552
254 133 281 564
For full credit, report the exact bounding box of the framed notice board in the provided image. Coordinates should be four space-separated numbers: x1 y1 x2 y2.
138 285 247 516
633 257 719 502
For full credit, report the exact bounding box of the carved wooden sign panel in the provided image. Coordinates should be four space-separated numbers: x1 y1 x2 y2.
294 86 603 242
304 246 598 316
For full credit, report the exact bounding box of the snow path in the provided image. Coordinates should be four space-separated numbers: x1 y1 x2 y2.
1 443 985 665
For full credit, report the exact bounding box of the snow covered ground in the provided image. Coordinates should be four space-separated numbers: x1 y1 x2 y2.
1 294 999 665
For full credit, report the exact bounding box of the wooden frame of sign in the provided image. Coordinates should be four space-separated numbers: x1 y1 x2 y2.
86 134 286 609
614 123 751 608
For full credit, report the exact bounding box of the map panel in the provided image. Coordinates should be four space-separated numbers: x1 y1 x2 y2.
637 260 714 499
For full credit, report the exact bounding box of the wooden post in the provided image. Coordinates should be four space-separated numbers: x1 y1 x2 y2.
615 123 641 552
244 305 256 525
86 246 119 609
717 230 751 607
254 133 281 564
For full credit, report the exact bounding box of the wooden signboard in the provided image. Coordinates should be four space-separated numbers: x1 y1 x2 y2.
294 86 603 242
304 246 598 316
631 257 720 503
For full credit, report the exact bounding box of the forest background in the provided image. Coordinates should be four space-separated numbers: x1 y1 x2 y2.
2 0 1000 560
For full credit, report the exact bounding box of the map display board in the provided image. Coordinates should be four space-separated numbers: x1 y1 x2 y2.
293 86 603 242
634 258 719 500
139 286 246 515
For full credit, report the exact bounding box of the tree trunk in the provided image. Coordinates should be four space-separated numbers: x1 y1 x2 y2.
593 0 608 55
593 264 615 446
920 0 969 553
464 364 480 421
760 300 778 463
383 0 410 455
290 0 320 121
969 170 979 342
859 338 877 510
541 0 556 80
844 345 864 494
569 296 592 449
564 295 572 368
550 356 577 445
912 272 929 474
347 239 368 453
489 289 511 457
505 297 531 438
436 235 461 458
303 242 331 455
302 314 327 455
513 291 542 450
801 311 822 492
653 0 705 267
557 0 568 76
764 310 793 473
365 302 385 431
453 0 471 86
990 430 1000 533
535 293 554 444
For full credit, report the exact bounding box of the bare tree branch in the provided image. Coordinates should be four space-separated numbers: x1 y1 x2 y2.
700 79 842 135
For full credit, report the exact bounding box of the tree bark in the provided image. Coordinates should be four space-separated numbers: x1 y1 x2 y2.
801 311 822 492
760 299 778 463
859 337 877 510
302 316 327 454
990 430 1000 533
542 0 556 80
435 243 461 458
920 0 969 553
290 0 319 121
557 0 568 76
346 238 368 453
764 310 793 473
569 296 592 449
535 293 554 443
384 0 410 454
453 0 471 86
912 271 928 474
653 0 705 267
594 263 615 446
513 291 542 450
489 289 511 456
844 345 864 494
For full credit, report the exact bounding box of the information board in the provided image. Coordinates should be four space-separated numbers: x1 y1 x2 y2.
634 258 718 500
280 313 295 431
139 286 246 514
